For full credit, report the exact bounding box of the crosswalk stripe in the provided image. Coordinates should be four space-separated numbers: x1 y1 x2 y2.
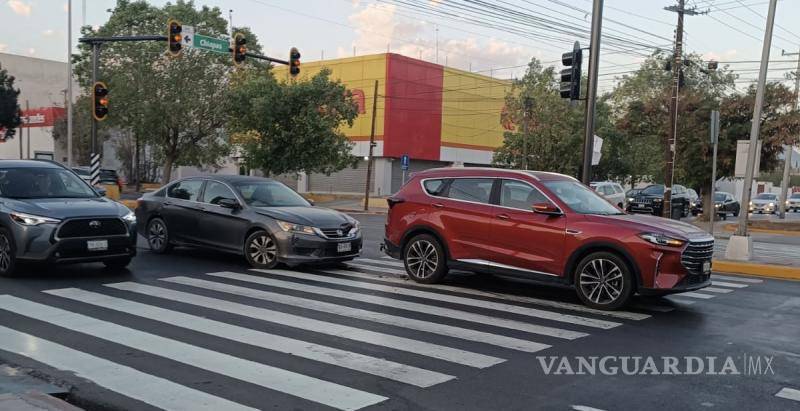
252 269 620 330
711 275 762 284
676 292 715 299
355 258 405 268
347 262 407 276
155 277 549 354
776 387 800 402
0 295 387 411
108 281 503 369
711 281 749 289
0 324 257 411
212 271 590 340
323 268 650 321
701 287 734 294
45 288 454 388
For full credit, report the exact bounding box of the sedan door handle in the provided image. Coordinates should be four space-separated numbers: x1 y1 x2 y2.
432 203 444 209
496 214 510 220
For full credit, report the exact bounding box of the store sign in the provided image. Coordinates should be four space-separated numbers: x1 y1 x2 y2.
20 107 66 128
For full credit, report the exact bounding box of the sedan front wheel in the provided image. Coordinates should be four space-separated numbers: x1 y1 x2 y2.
245 231 279 269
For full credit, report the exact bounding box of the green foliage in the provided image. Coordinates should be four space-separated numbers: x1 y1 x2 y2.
51 95 107 165
0 66 21 139
227 68 359 176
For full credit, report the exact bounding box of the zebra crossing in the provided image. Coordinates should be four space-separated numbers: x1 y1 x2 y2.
0 257 767 410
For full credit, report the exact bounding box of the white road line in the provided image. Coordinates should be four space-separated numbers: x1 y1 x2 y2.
252 269 620 330
355 258 406 268
712 275 763 284
571 406 608 411
676 292 716 300
700 287 734 294
46 288 453 388
109 281 503 369
776 387 800 402
213 271 590 340
0 324 257 411
323 268 650 321
347 262 407 276
0 295 386 411
711 281 749 289
156 277 549 354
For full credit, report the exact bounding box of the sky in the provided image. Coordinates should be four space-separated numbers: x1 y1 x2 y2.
0 0 798 92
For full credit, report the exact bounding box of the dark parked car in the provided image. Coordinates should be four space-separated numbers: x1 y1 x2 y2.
713 191 740 220
626 184 691 219
383 168 713 310
135 175 362 268
0 160 137 276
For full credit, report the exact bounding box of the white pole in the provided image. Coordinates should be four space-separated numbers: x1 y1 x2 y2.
67 0 73 166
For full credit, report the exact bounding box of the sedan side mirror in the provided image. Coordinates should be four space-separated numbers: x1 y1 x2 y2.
218 198 241 210
532 202 562 216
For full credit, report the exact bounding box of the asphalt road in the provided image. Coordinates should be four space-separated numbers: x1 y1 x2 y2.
0 213 798 411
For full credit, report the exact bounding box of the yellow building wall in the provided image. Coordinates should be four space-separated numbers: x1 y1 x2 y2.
273 55 387 141
440 67 511 150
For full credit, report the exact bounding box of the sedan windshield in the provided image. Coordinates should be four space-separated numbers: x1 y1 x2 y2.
234 181 310 207
755 193 777 200
0 167 97 199
642 185 664 195
714 193 726 202
543 180 623 215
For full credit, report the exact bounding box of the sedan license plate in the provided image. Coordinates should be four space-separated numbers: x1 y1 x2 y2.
87 240 108 252
702 261 711 274
337 242 352 253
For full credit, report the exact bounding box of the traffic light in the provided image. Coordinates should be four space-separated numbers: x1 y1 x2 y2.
289 47 301 77
167 19 182 57
560 41 582 101
233 33 247 66
92 82 109 121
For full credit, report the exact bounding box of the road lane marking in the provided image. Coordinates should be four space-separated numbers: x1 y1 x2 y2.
154 277 549 354
776 387 800 402
109 281 503 369
212 271 591 340
711 281 749 289
572 406 607 411
0 295 387 411
700 287 734 294
0 324 257 411
354 258 406 268
46 288 453 388
347 262 407 276
323 268 650 321
250 269 620 330
676 292 716 299
712 274 763 284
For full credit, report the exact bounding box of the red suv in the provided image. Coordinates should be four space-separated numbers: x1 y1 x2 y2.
383 168 714 310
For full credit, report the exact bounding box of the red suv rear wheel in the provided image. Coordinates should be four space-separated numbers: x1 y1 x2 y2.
403 234 448 283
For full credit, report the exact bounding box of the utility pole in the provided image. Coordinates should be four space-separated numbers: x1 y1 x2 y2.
710 110 720 235
522 97 533 170
67 0 73 166
727 0 778 261
25 100 30 159
663 0 704 218
364 80 379 211
581 0 603 184
778 47 800 219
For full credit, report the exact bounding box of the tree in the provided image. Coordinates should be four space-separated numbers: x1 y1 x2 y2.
73 0 262 183
227 68 359 176
0 65 21 140
51 95 107 165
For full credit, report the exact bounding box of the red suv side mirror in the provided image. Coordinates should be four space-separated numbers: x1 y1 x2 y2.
532 202 562 216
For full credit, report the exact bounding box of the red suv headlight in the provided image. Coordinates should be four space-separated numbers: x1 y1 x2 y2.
639 233 686 247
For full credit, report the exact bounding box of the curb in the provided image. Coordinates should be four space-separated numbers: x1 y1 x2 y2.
712 259 800 281
722 224 800 237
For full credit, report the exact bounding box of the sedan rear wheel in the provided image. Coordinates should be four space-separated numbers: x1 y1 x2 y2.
575 252 634 310
404 234 448 284
245 231 279 269
0 229 16 277
147 218 172 254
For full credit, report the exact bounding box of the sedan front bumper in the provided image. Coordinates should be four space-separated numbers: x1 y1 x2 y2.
274 231 362 266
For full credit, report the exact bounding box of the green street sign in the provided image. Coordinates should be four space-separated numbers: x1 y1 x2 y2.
191 34 229 54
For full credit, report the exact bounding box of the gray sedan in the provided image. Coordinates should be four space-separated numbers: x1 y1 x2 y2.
135 175 362 268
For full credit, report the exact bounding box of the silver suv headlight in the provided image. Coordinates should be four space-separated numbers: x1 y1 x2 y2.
122 211 136 224
9 212 61 226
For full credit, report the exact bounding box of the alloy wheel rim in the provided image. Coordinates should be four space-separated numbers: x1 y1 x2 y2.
579 258 624 305
0 234 10 272
249 235 276 266
406 240 438 279
148 221 166 250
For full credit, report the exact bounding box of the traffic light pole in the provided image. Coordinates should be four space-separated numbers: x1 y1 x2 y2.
90 42 100 186
364 80 379 211
581 0 603 184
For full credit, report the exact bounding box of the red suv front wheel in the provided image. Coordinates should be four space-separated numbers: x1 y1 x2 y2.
574 252 634 310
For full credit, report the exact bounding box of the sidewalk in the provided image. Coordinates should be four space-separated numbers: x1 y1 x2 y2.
0 365 77 411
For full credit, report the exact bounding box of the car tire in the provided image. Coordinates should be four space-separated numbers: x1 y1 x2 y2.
104 257 132 270
574 251 634 310
0 228 17 277
146 218 173 254
403 234 448 284
244 231 280 269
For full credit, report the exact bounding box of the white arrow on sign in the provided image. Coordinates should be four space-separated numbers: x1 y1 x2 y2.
181 25 195 48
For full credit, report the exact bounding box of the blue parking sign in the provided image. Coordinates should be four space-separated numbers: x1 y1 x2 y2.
401 154 409 170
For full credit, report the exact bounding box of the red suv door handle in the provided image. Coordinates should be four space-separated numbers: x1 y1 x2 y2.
432 203 444 209
496 214 510 220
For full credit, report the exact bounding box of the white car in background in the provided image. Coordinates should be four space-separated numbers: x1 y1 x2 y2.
590 181 627 209
786 192 800 212
750 192 778 214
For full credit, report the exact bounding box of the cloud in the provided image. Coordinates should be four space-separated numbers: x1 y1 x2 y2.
344 3 526 74
42 29 55 36
0 44 7 52
27 48 35 55
703 49 738 62
7 0 32 16
63 2 68 12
